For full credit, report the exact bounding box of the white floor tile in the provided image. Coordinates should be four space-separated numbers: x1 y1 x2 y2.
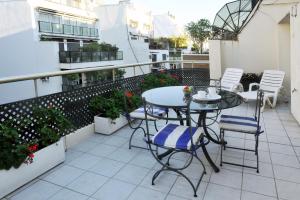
276 179 300 200
68 153 101 170
109 147 140 163
42 165 84 186
88 157 125 177
48 189 88 200
129 152 157 169
269 143 295 155
270 152 300 168
88 144 117 157
203 183 241 200
242 173 277 197
128 186 167 200
140 170 178 193
11 180 61 200
210 169 242 189
273 165 300 183
114 164 150 185
66 172 108 196
169 177 207 199
241 191 277 200
92 179 136 200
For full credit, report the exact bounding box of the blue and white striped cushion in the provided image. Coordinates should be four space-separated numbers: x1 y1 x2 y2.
219 115 261 133
129 107 167 120
152 123 203 150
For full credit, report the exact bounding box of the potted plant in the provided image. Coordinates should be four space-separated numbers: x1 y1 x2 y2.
0 107 72 198
90 90 141 135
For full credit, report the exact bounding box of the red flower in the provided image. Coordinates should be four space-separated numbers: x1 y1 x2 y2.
125 91 133 98
141 80 145 83
28 144 38 152
28 153 34 159
171 74 179 80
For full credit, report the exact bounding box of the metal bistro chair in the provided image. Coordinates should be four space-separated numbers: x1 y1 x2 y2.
219 90 264 172
143 97 206 197
124 93 168 150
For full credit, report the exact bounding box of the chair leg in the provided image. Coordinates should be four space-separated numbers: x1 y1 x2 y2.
128 120 146 149
220 129 223 166
255 135 259 173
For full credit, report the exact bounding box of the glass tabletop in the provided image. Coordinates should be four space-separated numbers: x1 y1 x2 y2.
142 86 243 111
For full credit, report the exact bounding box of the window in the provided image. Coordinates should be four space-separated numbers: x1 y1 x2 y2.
129 20 138 29
144 38 149 43
162 54 167 61
131 36 138 40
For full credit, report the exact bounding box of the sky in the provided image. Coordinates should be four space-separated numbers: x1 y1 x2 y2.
104 0 230 26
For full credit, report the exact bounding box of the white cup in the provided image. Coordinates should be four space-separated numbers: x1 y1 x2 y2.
208 87 217 96
197 91 206 98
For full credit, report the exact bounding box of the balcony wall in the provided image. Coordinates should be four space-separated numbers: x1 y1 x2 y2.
0 68 210 144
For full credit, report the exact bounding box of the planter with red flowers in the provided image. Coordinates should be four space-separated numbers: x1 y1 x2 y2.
90 90 141 135
0 107 72 198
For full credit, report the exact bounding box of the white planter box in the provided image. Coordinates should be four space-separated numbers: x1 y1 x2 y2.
94 115 128 135
0 139 65 199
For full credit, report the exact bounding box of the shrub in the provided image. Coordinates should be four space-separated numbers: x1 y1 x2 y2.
140 72 179 91
89 90 141 120
0 122 38 170
32 107 73 148
240 73 262 91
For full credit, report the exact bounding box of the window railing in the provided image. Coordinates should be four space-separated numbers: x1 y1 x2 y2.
38 21 99 38
59 51 123 63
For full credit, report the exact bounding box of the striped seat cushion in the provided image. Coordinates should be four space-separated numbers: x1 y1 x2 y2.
219 115 261 133
152 123 203 150
129 107 167 120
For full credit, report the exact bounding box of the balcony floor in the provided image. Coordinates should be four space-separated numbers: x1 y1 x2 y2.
3 103 300 200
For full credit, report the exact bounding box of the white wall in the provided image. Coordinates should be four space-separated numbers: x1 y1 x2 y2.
209 2 293 100
290 3 300 124
0 1 62 104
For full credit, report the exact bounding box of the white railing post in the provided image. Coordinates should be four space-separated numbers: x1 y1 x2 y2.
33 79 39 97
112 68 116 82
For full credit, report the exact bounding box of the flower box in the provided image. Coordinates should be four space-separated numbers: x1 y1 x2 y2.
0 139 65 199
94 115 128 135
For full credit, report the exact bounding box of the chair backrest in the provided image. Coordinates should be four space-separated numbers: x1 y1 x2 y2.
221 68 244 91
259 70 285 92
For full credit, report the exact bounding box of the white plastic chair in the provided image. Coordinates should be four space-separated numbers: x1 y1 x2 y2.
221 68 244 92
240 70 285 110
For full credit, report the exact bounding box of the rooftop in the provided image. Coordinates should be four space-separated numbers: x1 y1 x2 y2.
3 103 300 200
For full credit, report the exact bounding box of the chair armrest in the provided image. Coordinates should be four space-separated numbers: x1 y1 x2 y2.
249 83 260 91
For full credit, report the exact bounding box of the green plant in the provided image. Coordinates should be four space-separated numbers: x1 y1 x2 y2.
0 122 37 170
186 19 211 53
241 73 262 91
32 107 72 148
140 72 179 91
90 95 121 120
81 42 119 52
90 90 141 120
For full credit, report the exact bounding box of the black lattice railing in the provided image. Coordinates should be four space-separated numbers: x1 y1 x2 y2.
0 68 209 142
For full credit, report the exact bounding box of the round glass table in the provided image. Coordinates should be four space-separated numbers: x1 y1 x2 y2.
142 86 243 172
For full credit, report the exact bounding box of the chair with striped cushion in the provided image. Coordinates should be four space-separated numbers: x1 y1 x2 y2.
126 105 168 150
239 70 285 110
143 98 206 197
219 90 264 172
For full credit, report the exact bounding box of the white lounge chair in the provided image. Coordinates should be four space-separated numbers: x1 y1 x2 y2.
239 70 285 110
220 68 244 92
